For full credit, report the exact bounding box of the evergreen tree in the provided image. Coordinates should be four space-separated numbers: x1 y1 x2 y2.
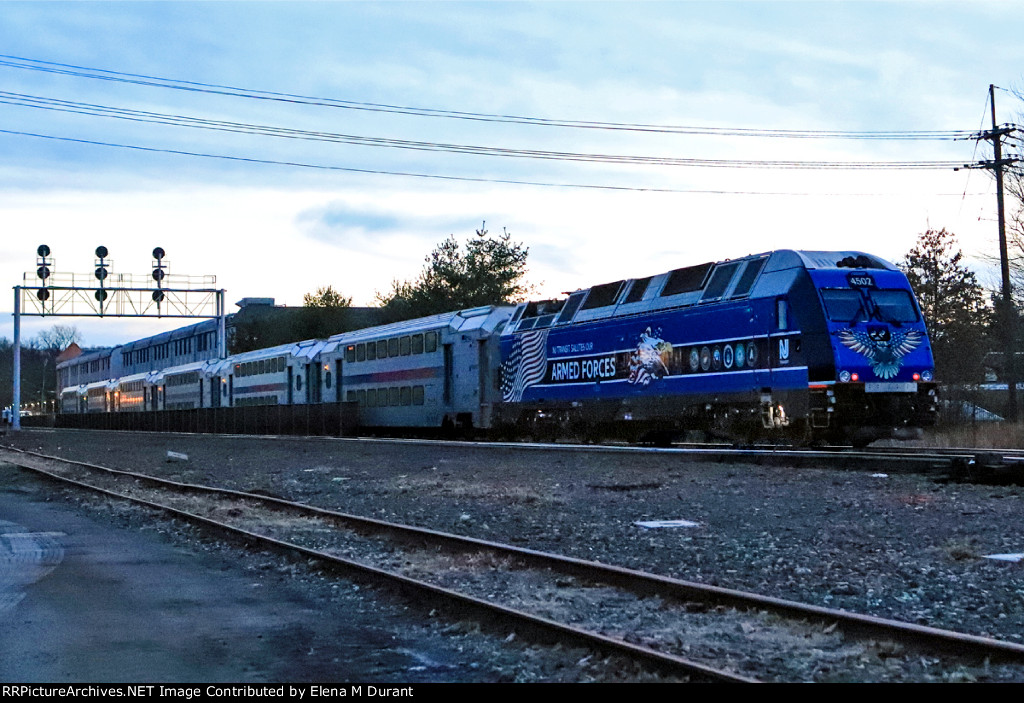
375 223 533 322
899 228 991 383
303 286 352 308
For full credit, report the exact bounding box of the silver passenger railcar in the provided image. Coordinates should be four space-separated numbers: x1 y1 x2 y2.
208 339 328 408
322 306 514 430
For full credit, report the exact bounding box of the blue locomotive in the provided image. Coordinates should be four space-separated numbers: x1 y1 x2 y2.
496 250 937 445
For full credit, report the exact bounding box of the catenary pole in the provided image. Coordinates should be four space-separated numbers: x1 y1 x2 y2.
991 84 1017 421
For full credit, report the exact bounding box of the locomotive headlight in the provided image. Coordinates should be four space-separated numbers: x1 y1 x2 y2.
839 370 851 383
921 370 934 382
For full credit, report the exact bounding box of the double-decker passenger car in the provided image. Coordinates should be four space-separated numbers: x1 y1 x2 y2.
323 306 516 431
206 339 328 408
323 306 514 431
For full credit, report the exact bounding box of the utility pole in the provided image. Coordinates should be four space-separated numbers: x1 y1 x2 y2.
981 84 1018 420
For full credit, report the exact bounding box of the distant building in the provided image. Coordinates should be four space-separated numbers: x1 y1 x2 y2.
55 342 83 365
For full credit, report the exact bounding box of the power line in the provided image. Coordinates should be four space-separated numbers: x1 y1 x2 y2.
0 54 979 141
0 128 992 197
0 91 969 170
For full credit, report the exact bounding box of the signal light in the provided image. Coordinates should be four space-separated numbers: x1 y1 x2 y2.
95 289 108 302
152 247 167 301
95 245 109 282
36 245 53 305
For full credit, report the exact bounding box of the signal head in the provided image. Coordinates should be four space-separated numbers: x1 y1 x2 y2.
95 245 108 259
152 247 165 260
37 244 50 258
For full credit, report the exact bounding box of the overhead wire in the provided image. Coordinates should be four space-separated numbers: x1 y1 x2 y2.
0 90 971 170
0 128 993 196
0 54 980 141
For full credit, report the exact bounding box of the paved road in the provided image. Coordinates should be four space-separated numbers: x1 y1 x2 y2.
0 463 483 683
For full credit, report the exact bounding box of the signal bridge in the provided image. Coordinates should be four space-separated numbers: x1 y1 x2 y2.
10 245 226 431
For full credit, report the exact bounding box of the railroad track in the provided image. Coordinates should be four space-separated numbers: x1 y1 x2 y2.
3 445 1024 682
15 425 1024 477
167 421 1024 482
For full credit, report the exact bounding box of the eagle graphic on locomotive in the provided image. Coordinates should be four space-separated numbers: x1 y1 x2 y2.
59 249 937 447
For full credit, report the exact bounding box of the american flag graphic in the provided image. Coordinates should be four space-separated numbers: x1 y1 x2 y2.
501 329 550 402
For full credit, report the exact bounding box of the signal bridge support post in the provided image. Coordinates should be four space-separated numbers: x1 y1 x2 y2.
12 286 21 431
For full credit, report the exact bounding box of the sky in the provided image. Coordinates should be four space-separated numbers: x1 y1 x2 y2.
2 1 1023 348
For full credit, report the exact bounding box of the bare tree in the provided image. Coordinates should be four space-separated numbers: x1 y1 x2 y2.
31 324 82 351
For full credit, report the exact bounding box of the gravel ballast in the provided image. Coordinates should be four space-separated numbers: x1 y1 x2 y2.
5 429 1024 680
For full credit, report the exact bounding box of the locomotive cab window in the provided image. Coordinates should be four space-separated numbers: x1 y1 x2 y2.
821 289 865 322
872 289 919 323
821 288 918 324
777 299 788 330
